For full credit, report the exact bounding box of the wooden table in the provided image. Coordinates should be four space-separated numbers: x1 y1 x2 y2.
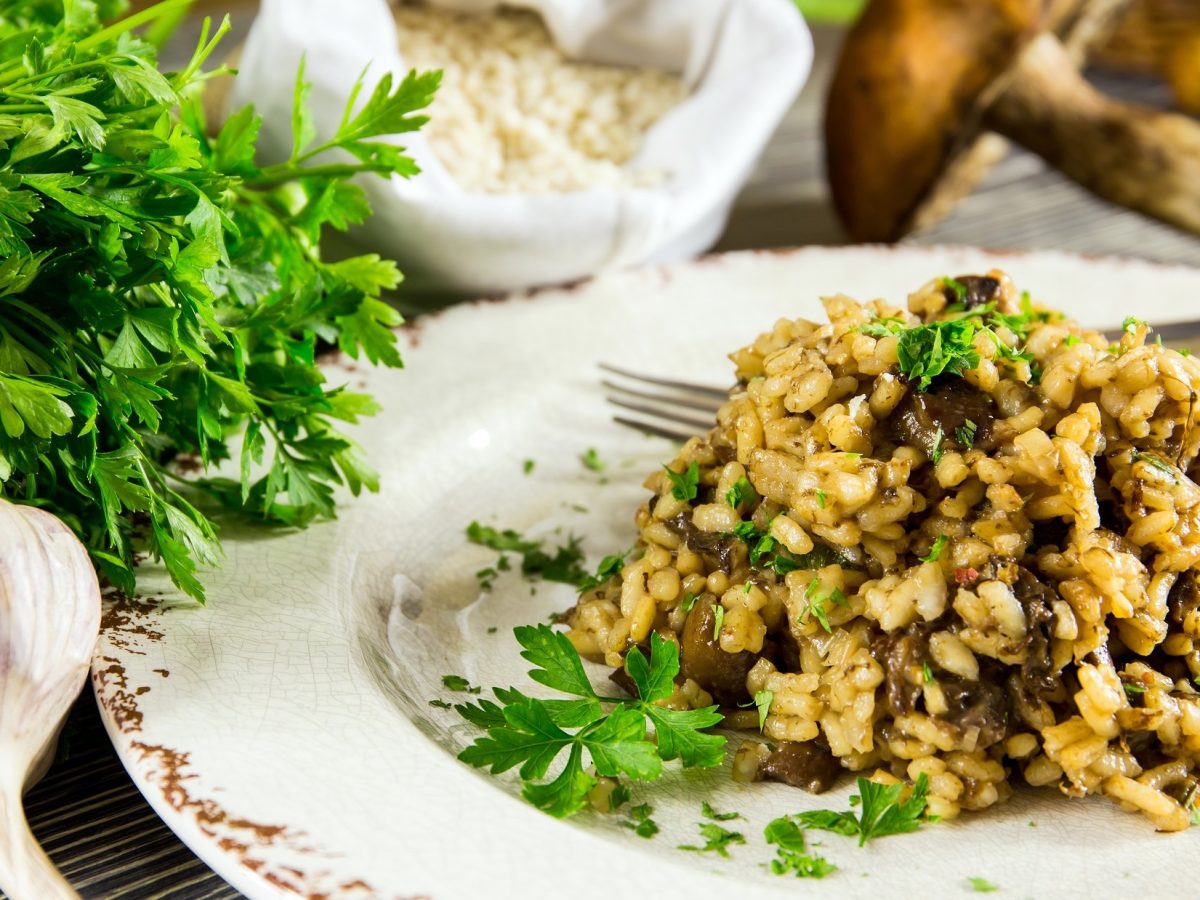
17 18 1200 900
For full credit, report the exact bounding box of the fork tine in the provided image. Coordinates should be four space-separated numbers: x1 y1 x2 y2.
612 415 695 443
601 379 724 414
606 397 715 432
599 363 730 401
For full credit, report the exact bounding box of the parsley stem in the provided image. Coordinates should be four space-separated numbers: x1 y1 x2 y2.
247 162 396 188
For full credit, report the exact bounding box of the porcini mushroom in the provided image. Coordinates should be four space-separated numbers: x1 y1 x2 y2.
825 0 1200 241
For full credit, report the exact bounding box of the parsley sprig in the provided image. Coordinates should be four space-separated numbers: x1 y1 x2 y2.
763 817 836 878
0 1 439 600
456 627 725 818
790 773 936 846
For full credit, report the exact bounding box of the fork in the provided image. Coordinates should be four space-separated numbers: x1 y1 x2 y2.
602 318 1200 442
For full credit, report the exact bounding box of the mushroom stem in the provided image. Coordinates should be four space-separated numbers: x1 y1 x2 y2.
987 33 1200 234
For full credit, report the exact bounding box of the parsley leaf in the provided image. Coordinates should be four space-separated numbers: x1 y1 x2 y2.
701 801 743 822
931 425 945 464
816 488 827 509
523 459 535 475
794 774 936 846
1131 450 1178 481
754 689 773 731
712 603 726 641
1123 316 1147 334
457 629 725 817
442 674 482 694
764 817 837 879
624 802 659 838
725 476 756 508
577 548 630 593
922 662 934 684
799 580 847 633
968 877 999 893
920 534 948 563
1064 334 1080 347
466 522 590 586
664 460 700 502
955 419 977 449
679 822 745 858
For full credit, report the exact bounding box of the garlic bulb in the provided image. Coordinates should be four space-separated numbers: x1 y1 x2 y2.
0 499 101 900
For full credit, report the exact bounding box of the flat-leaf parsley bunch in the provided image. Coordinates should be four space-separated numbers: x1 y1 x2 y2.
0 0 439 599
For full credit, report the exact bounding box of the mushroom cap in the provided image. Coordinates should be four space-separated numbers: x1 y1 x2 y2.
824 0 1051 242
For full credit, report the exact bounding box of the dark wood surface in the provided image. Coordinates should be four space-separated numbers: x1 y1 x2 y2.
14 11 1200 900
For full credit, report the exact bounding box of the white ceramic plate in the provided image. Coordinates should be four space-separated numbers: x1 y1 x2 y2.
94 246 1200 900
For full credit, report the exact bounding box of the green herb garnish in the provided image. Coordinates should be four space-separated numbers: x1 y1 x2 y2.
608 783 631 811
1123 682 1147 695
523 459 536 475
942 277 968 303
725 476 756 508
794 773 936 846
702 801 743 822
0 1 439 600
577 548 630 592
922 662 934 684
754 689 773 731
968 877 999 893
764 817 837 879
581 447 606 472
800 580 847 633
816 489 827 509
665 460 700 502
681 592 698 613
1123 316 1147 334
931 425 945 464
678 822 745 858
625 802 659 838
428 699 453 709
1064 334 1080 347
1131 450 1177 481
712 604 726 641
466 521 590 586
955 419 977 449
920 534 948 563
442 675 481 694
457 628 725 818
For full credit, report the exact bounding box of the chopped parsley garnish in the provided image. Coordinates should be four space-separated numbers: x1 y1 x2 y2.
793 773 936 846
487 626 499 634
664 461 701 502
457 628 725 818
1123 682 1147 695
968 877 999 893
624 802 659 838
800 580 847 633
955 419 977 449
726 476 757 509
730 521 850 576
754 689 773 731
577 548 630 592
523 459 536 475
930 425 945 464
1063 334 1080 347
442 674 481 694
1182 349 1194 358
816 489 827 509
860 302 1041 391
1191 804 1200 827
581 447 606 472
466 521 591 587
701 801 743 822
429 699 453 709
942 276 968 303
764 817 837 879
681 592 699 613
920 534 948 563
608 783 632 811
922 662 934 684
678 822 745 858
712 604 726 641
1123 316 1147 334
1131 450 1177 481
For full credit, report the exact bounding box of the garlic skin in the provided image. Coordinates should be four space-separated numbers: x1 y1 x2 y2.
0 499 101 900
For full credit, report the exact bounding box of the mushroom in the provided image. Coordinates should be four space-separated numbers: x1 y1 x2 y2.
824 0 1200 241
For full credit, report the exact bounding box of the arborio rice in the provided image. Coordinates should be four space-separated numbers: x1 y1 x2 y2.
566 271 1200 829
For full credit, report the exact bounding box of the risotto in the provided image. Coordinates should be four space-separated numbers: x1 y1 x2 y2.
566 271 1200 830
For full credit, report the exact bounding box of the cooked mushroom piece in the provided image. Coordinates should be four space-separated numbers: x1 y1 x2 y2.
679 596 756 706
825 0 1200 240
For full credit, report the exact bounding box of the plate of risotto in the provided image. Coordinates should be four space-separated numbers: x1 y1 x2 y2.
95 246 1200 899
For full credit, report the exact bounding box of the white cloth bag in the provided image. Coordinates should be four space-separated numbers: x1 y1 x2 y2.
233 0 812 294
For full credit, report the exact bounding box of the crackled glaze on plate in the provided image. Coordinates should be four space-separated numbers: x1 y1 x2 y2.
94 247 1200 899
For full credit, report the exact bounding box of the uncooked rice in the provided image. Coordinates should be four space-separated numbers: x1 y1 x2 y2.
567 271 1200 829
391 2 684 193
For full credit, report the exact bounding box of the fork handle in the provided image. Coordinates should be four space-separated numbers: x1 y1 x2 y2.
0 784 78 900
